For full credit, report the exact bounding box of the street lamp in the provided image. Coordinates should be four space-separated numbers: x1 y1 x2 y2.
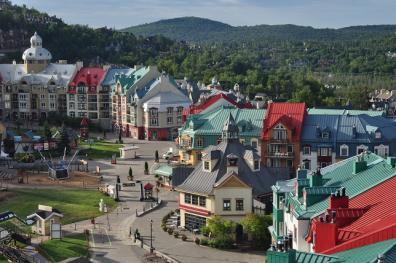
150 219 154 253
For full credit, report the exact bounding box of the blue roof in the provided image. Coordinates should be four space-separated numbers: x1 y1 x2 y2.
101 67 131 86
302 114 396 144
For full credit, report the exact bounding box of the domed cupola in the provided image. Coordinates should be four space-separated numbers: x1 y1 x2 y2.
22 32 52 73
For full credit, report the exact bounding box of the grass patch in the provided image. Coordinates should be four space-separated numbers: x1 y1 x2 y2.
0 189 117 224
0 256 8 263
39 234 89 262
80 141 123 159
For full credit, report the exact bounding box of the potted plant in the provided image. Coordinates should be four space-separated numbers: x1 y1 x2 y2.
128 167 133 181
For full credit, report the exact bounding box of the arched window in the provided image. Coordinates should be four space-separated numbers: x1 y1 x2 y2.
340 144 349 157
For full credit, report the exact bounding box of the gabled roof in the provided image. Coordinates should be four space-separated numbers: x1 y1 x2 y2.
70 67 106 87
101 67 132 86
181 106 265 137
177 138 289 196
262 102 306 141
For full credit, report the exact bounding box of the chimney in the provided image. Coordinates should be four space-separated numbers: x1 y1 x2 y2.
309 168 323 187
352 124 357 139
353 155 367 174
226 154 239 174
76 61 84 71
386 156 396 167
329 188 349 209
312 216 338 253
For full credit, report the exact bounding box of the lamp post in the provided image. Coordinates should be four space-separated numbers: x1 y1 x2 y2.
150 219 154 253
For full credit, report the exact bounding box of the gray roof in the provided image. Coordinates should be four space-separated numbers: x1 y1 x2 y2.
177 140 289 196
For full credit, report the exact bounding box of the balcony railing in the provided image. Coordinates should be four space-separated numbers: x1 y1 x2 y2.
266 152 294 158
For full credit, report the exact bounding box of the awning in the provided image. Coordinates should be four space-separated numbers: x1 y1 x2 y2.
154 165 173 177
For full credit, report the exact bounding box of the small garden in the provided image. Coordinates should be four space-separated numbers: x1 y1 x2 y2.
161 212 272 250
38 233 89 262
79 140 123 159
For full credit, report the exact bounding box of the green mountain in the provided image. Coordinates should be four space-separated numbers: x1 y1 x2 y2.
122 17 396 43
0 3 175 65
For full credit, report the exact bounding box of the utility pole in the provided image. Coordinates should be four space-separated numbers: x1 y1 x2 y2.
150 219 153 253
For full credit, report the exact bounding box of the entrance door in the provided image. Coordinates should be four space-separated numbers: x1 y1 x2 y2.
152 131 157 140
235 224 243 244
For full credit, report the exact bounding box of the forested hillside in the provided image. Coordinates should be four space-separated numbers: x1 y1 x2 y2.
123 17 396 43
2 4 396 109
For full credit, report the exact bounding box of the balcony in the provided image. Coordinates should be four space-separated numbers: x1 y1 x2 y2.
269 138 290 144
266 152 294 158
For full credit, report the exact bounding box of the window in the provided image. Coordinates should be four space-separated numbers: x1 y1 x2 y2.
40 94 46 100
273 124 287 140
19 102 27 109
185 194 191 204
251 139 258 149
192 195 198 205
340 145 349 157
223 199 231 211
236 199 244 211
204 161 210 171
69 111 75 118
41 103 46 109
150 118 158 126
374 145 389 157
167 116 173 124
303 146 311 155
167 107 173 115
50 103 55 109
287 145 293 153
319 147 332 157
254 160 260 170
199 196 206 207
303 160 310 170
287 160 293 168
149 108 158 117
375 131 382 139
197 137 204 147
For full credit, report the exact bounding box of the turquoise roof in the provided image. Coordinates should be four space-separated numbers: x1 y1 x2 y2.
307 108 385 117
181 106 265 137
296 251 341 263
287 153 396 219
112 66 151 93
334 238 396 263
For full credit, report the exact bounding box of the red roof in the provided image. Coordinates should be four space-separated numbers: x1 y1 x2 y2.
69 67 106 87
262 102 306 141
185 93 254 117
309 175 396 254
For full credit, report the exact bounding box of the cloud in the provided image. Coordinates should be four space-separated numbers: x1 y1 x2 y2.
11 0 396 29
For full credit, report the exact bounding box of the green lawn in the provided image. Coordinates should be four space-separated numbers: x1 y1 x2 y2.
80 141 123 159
0 256 7 263
0 189 117 224
39 234 89 262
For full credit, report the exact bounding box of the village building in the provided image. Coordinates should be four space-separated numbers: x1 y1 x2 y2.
270 152 396 253
178 106 265 165
0 32 79 121
301 109 396 171
261 102 306 175
28 205 63 236
176 113 288 230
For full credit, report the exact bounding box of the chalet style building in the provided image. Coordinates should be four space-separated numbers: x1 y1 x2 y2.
178 106 265 165
261 103 306 174
176 113 288 230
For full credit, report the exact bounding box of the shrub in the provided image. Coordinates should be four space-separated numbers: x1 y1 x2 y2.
167 228 173 235
201 226 210 237
173 231 179 238
200 238 209 246
162 226 167 232
240 213 272 249
194 237 200 245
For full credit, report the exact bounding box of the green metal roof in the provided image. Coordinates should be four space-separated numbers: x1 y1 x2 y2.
181 106 265 137
307 108 385 117
154 164 173 177
113 66 151 92
296 251 342 263
288 153 396 219
334 238 396 263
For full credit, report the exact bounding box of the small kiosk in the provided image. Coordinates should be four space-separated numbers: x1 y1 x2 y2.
28 205 63 237
119 145 140 159
144 183 154 199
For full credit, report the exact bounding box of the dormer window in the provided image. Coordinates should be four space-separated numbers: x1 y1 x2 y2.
340 145 349 157
375 131 382 139
273 123 287 140
196 137 204 147
204 161 210 171
321 132 330 139
228 158 238 166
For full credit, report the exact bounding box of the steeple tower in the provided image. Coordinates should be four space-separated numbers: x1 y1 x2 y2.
222 113 239 142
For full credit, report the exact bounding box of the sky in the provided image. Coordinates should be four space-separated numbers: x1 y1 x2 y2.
12 0 396 29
